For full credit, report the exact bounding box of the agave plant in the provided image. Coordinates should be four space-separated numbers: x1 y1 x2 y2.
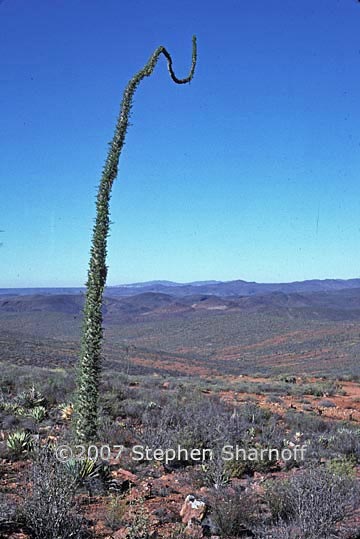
65 457 110 481
16 386 46 409
0 402 24 415
7 431 34 455
58 403 74 421
64 457 111 496
27 405 47 422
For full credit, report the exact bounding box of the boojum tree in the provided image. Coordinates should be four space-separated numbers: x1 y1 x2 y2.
74 37 197 441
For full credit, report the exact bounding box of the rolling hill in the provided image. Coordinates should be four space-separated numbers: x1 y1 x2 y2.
1 281 360 378
1 286 360 322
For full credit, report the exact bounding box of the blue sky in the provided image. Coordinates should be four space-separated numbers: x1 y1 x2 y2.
1 0 360 287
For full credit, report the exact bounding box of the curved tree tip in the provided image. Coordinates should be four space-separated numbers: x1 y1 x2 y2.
163 35 198 85
74 35 198 441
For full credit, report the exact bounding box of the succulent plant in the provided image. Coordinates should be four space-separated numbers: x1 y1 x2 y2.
74 37 197 442
7 430 34 454
58 403 74 421
65 457 97 480
16 386 46 409
27 406 47 422
64 457 111 491
0 402 24 415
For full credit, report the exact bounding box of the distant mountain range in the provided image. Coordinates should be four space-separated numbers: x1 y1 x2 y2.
110 278 360 298
116 280 221 289
2 279 360 378
1 283 360 323
1 277 360 298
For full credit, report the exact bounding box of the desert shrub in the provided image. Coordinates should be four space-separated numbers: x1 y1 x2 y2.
285 410 330 435
131 382 176 408
327 456 357 477
0 364 37 393
127 507 150 539
16 416 39 433
209 485 259 537
0 413 19 430
288 381 344 398
256 415 284 446
328 427 360 460
284 413 360 462
302 403 314 411
338 374 360 382
167 525 194 539
255 518 300 539
0 493 16 529
264 478 294 522
104 494 127 530
264 467 360 539
200 454 232 489
101 391 126 419
315 381 344 396
240 402 272 424
140 390 229 454
102 370 132 388
259 382 290 395
277 375 297 384
139 391 283 475
40 372 76 405
19 447 86 539
100 376 141 419
311 425 360 462
318 399 336 408
107 496 151 539
298 397 311 404
236 379 343 399
123 399 153 422
97 413 129 446
237 381 255 393
0 365 72 400
266 394 283 404
303 422 349 460
199 438 280 488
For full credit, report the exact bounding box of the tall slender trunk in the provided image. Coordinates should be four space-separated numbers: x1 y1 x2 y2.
74 37 197 441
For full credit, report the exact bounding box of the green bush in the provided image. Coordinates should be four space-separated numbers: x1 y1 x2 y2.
326 456 357 478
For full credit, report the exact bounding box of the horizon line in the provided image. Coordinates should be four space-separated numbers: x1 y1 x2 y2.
1 276 360 289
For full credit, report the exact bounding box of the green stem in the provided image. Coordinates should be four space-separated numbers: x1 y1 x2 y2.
74 37 197 441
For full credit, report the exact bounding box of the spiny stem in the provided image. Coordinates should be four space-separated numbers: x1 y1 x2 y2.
74 37 197 442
